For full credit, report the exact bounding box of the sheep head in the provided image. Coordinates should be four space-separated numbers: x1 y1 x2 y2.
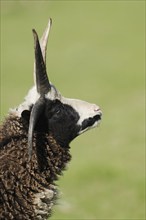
13 19 102 160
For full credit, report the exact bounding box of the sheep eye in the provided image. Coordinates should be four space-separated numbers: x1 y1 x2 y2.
56 109 61 114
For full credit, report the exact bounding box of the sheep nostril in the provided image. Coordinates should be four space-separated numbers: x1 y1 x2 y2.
95 108 100 112
94 107 101 112
94 108 102 117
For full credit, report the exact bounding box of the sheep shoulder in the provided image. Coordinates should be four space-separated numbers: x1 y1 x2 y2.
0 114 71 220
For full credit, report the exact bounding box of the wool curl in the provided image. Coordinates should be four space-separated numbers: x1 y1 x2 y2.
0 114 71 220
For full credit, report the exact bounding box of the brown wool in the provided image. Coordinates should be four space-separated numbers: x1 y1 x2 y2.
0 115 71 220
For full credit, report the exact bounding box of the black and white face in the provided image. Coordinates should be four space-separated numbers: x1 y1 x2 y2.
60 96 102 135
18 84 102 147
12 20 102 152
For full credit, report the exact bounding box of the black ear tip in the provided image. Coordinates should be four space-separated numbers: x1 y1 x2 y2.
21 110 31 122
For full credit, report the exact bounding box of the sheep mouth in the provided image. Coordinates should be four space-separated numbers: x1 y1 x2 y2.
80 114 102 132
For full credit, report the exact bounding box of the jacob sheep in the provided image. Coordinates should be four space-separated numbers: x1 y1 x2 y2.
0 19 102 220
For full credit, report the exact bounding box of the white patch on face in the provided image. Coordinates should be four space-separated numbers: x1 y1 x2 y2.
78 120 99 135
60 96 102 132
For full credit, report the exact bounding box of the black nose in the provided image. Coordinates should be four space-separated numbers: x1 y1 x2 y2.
95 114 102 121
81 114 101 131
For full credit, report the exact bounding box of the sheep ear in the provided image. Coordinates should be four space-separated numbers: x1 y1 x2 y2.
21 110 31 123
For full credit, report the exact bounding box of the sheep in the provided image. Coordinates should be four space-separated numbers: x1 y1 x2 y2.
0 18 102 220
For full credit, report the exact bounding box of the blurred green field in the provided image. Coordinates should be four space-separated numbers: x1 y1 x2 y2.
1 1 145 219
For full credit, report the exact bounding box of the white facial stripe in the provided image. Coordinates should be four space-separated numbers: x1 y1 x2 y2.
78 121 99 135
60 97 102 126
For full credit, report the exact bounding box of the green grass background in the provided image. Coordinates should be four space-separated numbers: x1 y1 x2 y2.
1 1 145 219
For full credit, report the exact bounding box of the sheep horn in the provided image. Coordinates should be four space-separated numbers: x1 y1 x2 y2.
28 20 52 161
33 18 52 82
33 29 51 95
28 96 46 161
40 18 52 64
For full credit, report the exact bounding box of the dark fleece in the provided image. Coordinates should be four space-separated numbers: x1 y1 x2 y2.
0 115 71 220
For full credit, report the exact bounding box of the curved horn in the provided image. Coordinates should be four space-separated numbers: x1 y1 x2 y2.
28 21 52 161
33 18 52 90
28 96 46 161
40 18 52 64
33 29 51 95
